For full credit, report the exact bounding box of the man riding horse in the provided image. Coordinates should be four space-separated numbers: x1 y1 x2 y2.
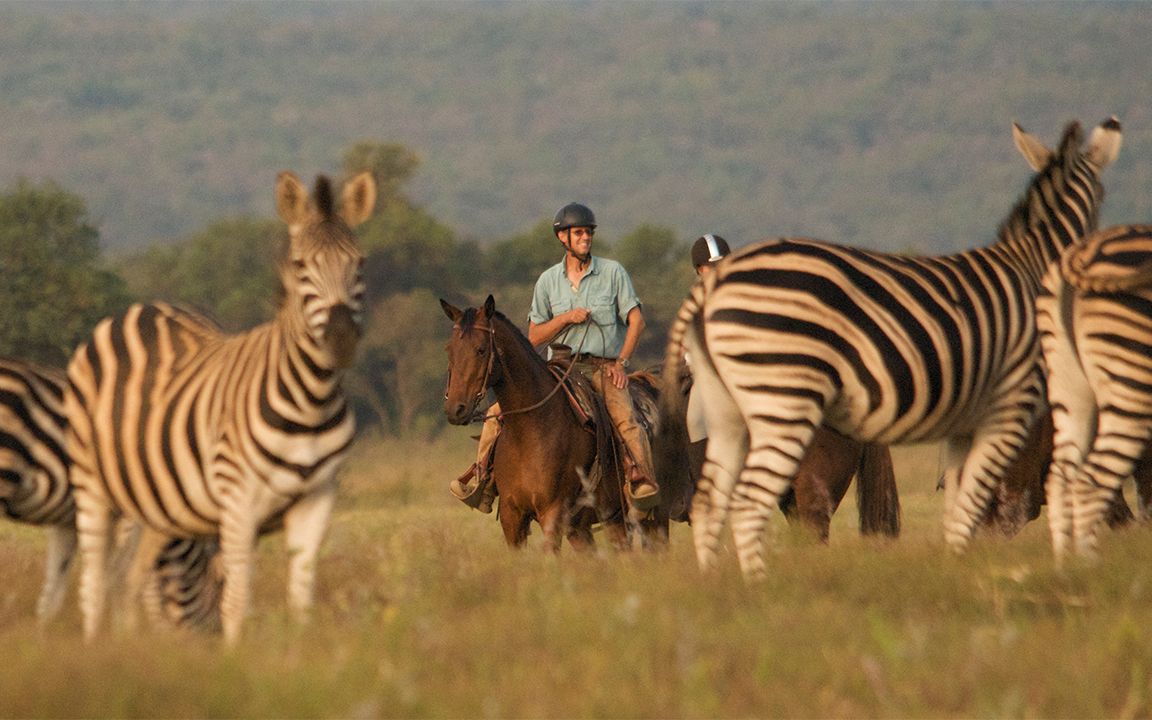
451 202 660 513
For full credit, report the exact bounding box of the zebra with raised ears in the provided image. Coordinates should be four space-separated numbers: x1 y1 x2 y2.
656 118 1122 579
66 171 377 642
1038 224 1152 561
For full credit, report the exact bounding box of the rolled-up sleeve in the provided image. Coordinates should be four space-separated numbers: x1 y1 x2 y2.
613 265 641 323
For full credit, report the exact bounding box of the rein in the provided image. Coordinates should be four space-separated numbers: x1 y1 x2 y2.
448 318 603 424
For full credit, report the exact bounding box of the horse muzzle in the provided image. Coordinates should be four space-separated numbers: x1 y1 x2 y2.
444 397 478 426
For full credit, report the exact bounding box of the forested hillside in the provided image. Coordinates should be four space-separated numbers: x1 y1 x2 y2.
1 2 1149 254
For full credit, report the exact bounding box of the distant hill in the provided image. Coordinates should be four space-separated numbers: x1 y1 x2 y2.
0 2 1148 254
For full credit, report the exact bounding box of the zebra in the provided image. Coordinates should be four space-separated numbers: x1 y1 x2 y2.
1 358 75 620
1038 224 1152 561
65 170 376 642
655 118 1122 579
2 357 224 629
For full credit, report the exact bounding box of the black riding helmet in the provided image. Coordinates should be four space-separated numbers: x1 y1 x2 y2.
691 234 731 268
553 202 597 232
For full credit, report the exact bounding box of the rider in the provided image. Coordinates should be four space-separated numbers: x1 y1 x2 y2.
450 202 660 513
686 234 731 482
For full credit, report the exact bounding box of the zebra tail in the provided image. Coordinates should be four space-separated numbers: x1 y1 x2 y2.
856 444 901 537
654 281 707 496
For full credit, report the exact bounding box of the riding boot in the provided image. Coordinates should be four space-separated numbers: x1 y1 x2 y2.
449 462 497 514
624 457 660 512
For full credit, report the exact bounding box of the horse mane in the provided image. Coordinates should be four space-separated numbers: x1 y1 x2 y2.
461 305 544 363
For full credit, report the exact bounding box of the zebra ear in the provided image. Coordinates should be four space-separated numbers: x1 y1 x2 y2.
1012 122 1052 172
1085 116 1122 169
440 298 463 323
341 172 378 228
276 171 311 228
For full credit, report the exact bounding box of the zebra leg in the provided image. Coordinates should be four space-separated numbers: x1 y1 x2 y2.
729 421 817 581
1037 275 1096 561
219 510 259 644
944 403 1039 553
36 522 78 623
282 482 337 624
115 524 170 633
691 412 748 573
75 497 117 641
1072 418 1151 559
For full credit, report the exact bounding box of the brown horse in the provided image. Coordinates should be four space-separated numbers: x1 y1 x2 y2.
441 295 673 551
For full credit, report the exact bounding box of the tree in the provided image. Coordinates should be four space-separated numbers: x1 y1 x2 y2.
606 224 694 365
118 217 283 332
0 180 130 365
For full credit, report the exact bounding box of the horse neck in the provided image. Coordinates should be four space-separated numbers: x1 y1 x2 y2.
488 319 556 416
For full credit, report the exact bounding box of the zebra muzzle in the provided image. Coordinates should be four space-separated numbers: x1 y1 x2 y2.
324 303 361 368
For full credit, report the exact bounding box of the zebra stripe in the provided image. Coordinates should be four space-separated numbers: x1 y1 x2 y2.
1 358 75 620
1 358 223 629
656 118 1122 579
66 171 377 642
1038 224 1152 560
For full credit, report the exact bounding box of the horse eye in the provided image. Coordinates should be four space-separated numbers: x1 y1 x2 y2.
477 346 487 356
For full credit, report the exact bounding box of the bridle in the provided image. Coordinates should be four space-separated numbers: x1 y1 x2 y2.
445 321 500 413
445 316 597 424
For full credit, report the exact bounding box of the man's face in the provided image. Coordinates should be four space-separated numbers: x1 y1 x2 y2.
560 226 594 261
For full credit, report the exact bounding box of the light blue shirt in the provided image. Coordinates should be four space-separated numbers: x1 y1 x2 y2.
528 255 641 358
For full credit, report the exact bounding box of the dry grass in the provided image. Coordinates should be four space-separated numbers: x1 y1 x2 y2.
2 433 1151 718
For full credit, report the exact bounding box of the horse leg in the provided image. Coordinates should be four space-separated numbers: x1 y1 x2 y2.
498 501 532 548
856 442 900 537
537 503 566 554
637 512 670 551
565 509 596 552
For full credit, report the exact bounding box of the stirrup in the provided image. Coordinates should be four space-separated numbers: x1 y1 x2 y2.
449 463 496 514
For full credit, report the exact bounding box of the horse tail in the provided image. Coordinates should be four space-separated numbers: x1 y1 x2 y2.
856 443 901 537
654 279 708 499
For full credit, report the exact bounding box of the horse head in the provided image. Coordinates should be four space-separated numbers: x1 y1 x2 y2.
440 294 500 425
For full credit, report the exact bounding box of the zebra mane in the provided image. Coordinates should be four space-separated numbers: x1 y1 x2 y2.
995 121 1089 250
313 175 335 220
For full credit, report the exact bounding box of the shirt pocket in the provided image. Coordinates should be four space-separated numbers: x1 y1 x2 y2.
590 295 617 326
549 297 573 317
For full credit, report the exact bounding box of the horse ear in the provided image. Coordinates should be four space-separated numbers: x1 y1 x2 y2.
440 298 463 323
483 294 496 318
1012 122 1052 172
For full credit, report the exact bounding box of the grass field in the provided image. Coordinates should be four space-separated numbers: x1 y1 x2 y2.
2 432 1150 718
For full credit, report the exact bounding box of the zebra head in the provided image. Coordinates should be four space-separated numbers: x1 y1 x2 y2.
276 171 377 370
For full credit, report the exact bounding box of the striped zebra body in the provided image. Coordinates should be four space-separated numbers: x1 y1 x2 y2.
2 358 223 629
66 171 377 642
1038 224 1152 560
656 118 1121 578
1 358 75 619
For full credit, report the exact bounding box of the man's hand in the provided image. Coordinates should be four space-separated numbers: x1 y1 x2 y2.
605 361 629 389
567 307 591 325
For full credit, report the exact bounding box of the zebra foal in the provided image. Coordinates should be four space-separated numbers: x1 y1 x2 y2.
1039 224 1152 560
656 118 1121 579
66 171 376 642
